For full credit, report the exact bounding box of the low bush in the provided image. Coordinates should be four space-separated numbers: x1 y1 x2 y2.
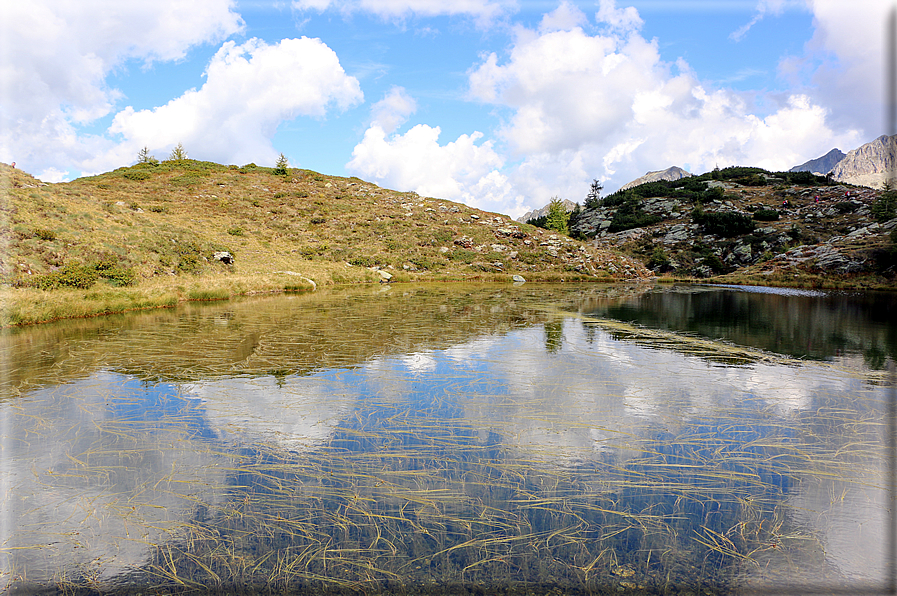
752 209 780 221
100 266 137 287
349 255 378 267
834 201 858 214
33 228 56 241
692 208 755 236
123 170 151 181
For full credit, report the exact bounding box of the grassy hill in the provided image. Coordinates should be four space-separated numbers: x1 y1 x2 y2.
0 160 651 326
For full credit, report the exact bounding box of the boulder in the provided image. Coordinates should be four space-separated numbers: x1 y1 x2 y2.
213 251 234 264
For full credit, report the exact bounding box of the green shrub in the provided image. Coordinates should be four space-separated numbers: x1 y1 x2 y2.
752 209 780 221
33 228 56 241
227 227 244 236
691 208 755 236
834 201 857 214
647 246 670 270
149 205 166 213
310 216 326 225
349 255 378 267
100 266 137 287
608 197 661 232
123 170 151 181
173 240 203 273
871 191 897 222
296 190 309 198
36 265 99 289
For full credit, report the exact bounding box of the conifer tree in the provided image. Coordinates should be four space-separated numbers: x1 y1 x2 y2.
274 153 289 176
546 197 569 235
168 143 187 161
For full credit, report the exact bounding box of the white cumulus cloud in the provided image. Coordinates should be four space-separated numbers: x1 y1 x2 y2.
103 37 363 170
370 86 418 134
346 118 523 214
466 0 862 203
0 0 244 171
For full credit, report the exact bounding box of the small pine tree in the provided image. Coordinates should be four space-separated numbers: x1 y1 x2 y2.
168 142 187 161
274 153 289 176
136 146 158 164
546 197 569 235
584 179 602 210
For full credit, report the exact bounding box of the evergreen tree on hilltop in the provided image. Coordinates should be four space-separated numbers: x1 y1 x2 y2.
585 179 602 209
167 142 187 161
274 153 289 176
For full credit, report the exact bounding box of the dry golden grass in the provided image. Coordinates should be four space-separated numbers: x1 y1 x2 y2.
0 161 651 325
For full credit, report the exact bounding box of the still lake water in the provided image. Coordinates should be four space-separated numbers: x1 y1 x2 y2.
1 283 894 595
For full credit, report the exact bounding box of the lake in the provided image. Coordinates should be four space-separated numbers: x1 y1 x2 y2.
1 282 894 595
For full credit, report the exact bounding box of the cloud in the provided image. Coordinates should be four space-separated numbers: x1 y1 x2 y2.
466 0 862 202
370 86 417 134
346 120 523 215
799 0 888 137
595 0 644 32
0 0 244 169
291 0 515 23
104 37 363 169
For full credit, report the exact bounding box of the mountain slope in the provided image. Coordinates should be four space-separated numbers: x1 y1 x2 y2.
569 165 897 287
789 148 846 175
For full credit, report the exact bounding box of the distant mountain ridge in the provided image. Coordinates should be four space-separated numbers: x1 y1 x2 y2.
620 166 691 190
789 148 846 175
517 199 578 224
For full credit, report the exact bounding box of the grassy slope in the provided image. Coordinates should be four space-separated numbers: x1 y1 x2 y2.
0 161 651 326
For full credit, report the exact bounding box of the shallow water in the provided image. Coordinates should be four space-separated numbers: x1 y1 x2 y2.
1 283 894 594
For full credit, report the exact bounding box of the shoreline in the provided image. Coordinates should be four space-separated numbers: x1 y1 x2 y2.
3 269 894 329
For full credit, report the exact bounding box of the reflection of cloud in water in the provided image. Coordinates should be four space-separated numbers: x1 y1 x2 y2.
400 351 437 374
1 372 228 587
462 321 856 461
183 373 359 450
430 320 885 585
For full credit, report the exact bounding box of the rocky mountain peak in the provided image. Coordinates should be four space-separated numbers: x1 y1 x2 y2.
620 166 691 191
789 148 846 175
829 134 897 189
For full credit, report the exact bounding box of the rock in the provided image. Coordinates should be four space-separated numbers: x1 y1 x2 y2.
213 251 234 264
732 242 752 263
512 275 526 283
378 270 393 282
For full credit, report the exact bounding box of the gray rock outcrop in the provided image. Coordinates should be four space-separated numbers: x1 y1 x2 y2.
829 135 897 189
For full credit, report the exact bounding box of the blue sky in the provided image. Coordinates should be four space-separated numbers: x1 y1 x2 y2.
0 0 889 217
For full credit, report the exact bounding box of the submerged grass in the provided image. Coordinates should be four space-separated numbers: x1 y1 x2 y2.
4 285 887 595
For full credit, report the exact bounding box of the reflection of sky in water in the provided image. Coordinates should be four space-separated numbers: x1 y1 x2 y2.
2 302 890 592
1 372 229 585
